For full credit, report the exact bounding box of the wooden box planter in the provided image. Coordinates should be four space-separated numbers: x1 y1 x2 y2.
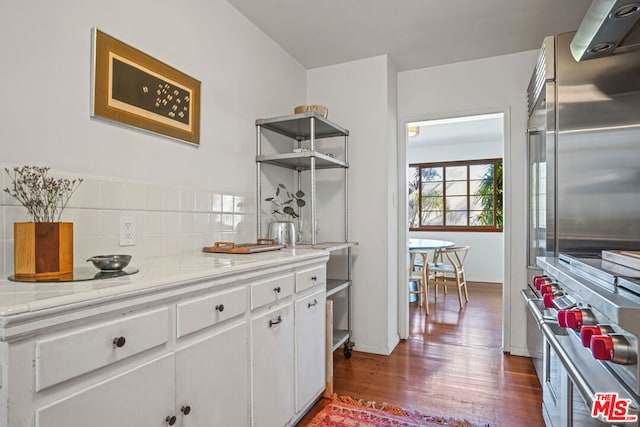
14 222 73 278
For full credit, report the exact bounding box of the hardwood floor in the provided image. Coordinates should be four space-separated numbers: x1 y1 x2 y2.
297 282 545 426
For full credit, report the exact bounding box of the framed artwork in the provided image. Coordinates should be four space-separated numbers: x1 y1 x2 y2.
91 28 201 145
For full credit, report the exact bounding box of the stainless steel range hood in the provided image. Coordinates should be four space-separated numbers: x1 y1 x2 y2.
571 0 640 61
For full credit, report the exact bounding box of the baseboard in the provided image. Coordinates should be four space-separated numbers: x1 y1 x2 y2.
467 281 502 291
352 337 399 356
508 345 530 357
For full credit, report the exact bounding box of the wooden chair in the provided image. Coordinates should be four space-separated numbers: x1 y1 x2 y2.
430 246 470 310
408 250 434 314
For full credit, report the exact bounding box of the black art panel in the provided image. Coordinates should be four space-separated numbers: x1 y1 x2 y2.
111 58 190 126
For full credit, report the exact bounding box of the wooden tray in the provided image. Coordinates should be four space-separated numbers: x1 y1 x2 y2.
203 239 285 254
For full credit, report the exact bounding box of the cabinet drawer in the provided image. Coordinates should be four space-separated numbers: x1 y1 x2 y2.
251 273 294 310
295 265 326 293
177 286 247 338
35 307 169 391
36 354 175 427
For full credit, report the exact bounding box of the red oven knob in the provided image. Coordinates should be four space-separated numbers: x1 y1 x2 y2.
590 334 637 364
533 276 550 290
580 325 614 347
557 310 568 328
539 284 559 295
591 335 614 361
566 309 595 330
543 293 556 308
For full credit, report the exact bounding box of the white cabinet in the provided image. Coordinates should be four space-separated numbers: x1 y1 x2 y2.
295 288 326 412
176 322 249 426
36 354 175 427
251 303 294 427
250 266 328 426
0 255 328 427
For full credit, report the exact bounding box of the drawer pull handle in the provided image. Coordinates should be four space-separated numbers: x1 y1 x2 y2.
215 304 225 312
165 415 177 425
181 405 192 415
112 337 126 348
269 315 283 327
274 286 281 293
311 276 317 281
308 299 318 308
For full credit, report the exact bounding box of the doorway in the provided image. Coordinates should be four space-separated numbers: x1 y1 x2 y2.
399 111 506 340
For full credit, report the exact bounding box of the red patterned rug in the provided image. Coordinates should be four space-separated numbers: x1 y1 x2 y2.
306 395 485 427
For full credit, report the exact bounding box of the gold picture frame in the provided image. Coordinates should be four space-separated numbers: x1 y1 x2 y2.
91 28 201 145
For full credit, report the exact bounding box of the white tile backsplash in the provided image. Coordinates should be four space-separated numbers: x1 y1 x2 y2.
99 181 124 210
72 209 100 238
70 178 101 209
180 190 195 212
143 211 163 236
194 213 209 233
164 188 181 212
144 185 164 211
211 194 222 212
222 195 234 213
122 183 146 211
0 168 255 275
221 214 234 231
194 191 210 212
4 239 13 275
74 237 102 266
180 213 195 234
164 212 181 234
162 234 181 256
99 211 121 237
234 196 246 213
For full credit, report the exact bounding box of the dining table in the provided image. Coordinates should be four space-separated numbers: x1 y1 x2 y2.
408 238 455 251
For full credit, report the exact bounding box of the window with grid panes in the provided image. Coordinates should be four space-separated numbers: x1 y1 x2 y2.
408 159 502 232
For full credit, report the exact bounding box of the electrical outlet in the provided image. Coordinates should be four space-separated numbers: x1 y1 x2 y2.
119 216 136 246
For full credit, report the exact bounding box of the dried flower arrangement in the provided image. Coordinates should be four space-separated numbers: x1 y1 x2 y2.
3 166 83 222
264 183 305 221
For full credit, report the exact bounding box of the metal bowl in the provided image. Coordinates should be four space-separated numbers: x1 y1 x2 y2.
86 255 132 271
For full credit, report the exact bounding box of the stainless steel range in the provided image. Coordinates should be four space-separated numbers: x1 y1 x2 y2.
524 254 640 426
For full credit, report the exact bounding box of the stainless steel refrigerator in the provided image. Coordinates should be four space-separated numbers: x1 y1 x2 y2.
526 30 640 282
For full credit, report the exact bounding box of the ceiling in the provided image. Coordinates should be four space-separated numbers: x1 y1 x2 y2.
226 0 593 71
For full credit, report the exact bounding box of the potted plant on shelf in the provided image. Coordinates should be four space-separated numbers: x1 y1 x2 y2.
4 166 83 278
264 184 305 246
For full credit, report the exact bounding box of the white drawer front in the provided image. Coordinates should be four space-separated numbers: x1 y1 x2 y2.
35 307 169 391
177 286 247 338
295 265 326 293
251 273 294 310
36 354 175 427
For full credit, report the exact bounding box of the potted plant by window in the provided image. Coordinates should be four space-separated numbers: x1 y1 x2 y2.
264 184 305 246
4 166 82 278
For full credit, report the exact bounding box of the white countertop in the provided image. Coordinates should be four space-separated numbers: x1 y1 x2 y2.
0 249 328 317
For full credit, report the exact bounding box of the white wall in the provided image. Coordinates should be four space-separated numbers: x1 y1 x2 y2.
0 0 305 191
407 126 504 283
307 55 399 355
0 0 306 272
398 50 539 355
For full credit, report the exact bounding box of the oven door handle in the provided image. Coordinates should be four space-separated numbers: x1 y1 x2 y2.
522 288 552 325
541 322 600 413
